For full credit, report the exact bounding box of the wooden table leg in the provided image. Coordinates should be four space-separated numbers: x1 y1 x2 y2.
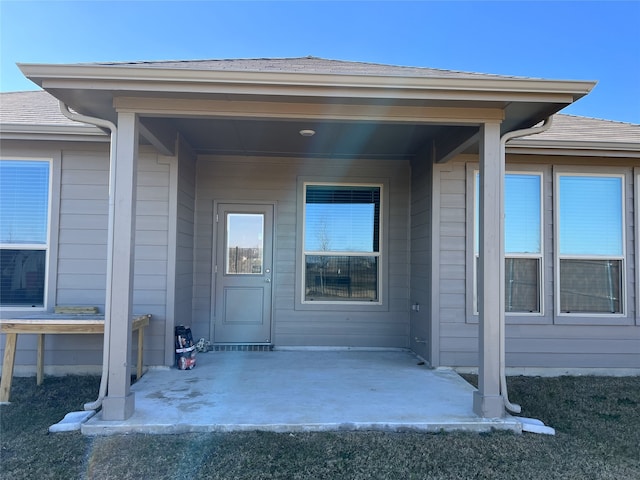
36 334 45 386
0 333 18 402
136 327 144 380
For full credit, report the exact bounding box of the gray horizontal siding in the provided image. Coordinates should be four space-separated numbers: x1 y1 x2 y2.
409 155 433 361
193 156 411 347
425 157 459 348
174 139 196 363
1 147 171 371
436 156 640 370
55 151 109 316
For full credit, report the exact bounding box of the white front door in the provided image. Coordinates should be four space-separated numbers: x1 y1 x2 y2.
214 204 273 344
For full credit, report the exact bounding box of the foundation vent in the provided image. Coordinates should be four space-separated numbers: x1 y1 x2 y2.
212 344 273 352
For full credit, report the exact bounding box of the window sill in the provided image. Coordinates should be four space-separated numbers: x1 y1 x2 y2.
466 314 551 325
553 314 634 326
295 301 388 312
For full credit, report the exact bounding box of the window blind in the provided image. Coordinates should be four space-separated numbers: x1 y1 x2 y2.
0 160 50 244
305 185 380 253
559 176 622 256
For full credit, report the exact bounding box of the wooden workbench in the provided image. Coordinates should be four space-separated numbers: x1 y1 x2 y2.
0 313 150 403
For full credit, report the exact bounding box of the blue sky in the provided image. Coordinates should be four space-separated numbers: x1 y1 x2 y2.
1 1 639 123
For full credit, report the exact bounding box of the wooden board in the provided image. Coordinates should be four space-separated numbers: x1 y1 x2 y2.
0 314 150 403
54 306 100 314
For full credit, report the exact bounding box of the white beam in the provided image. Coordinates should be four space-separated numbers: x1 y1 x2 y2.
473 121 505 418
138 118 176 156
101 112 139 420
113 97 505 124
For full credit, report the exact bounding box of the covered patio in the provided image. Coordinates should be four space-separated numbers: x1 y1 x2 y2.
12 58 596 424
80 350 523 435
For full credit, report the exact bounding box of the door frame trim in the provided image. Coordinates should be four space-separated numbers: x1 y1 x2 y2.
211 200 277 344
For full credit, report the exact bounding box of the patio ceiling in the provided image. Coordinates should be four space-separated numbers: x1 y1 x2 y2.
37 86 489 160
152 116 475 159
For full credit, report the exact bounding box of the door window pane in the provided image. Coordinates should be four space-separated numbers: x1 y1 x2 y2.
225 213 264 274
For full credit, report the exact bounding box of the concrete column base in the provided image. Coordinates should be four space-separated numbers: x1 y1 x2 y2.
473 391 504 418
101 392 135 421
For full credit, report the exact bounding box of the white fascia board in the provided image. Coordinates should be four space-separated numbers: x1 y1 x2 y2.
0 124 108 142
18 63 596 101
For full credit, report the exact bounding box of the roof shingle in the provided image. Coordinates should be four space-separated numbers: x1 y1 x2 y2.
0 90 79 126
519 114 640 144
75 56 532 80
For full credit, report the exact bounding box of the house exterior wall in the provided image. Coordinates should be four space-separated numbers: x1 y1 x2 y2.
436 154 640 370
409 153 434 362
3 138 638 373
0 142 171 372
192 156 411 347
171 138 196 347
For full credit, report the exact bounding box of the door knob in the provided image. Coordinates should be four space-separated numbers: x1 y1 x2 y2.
265 278 271 283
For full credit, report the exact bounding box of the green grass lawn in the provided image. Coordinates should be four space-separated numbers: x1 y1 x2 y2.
1 374 639 479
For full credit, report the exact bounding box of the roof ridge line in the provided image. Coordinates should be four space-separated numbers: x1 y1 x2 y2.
62 57 536 80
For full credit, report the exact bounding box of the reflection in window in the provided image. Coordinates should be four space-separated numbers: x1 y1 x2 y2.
304 185 381 302
474 172 542 313
0 250 46 306
225 213 264 274
0 160 50 307
305 256 378 301
560 259 622 314
558 175 624 314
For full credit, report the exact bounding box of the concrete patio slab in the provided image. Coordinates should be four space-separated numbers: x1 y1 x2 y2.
81 350 522 435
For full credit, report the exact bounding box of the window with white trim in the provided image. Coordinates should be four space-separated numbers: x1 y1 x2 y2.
557 174 624 315
475 172 543 313
0 159 51 307
303 184 381 303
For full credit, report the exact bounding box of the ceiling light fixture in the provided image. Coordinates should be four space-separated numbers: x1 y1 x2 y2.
299 129 316 137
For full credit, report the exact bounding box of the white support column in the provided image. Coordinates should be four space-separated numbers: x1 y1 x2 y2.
101 112 139 421
473 121 505 418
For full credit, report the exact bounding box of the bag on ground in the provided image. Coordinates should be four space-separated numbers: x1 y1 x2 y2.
175 325 196 370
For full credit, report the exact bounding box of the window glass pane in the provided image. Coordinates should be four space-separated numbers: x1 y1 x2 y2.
560 259 622 313
305 186 380 252
505 174 540 254
0 160 50 244
559 176 622 256
0 249 46 306
305 255 378 301
475 173 541 254
505 258 540 313
475 256 540 313
225 213 264 274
